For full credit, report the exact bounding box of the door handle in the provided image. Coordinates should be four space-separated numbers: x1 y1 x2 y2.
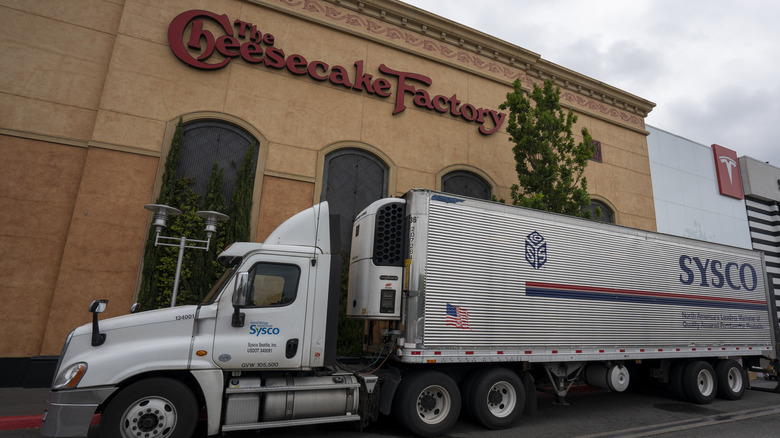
286 338 299 359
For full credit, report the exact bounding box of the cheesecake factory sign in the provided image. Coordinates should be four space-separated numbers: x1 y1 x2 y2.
168 10 506 135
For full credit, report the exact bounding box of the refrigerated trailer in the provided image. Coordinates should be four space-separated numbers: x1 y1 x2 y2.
42 189 778 438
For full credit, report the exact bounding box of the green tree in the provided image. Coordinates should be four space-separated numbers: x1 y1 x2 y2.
225 140 257 245
185 162 228 302
499 78 595 218
152 177 204 307
138 119 257 309
137 118 184 310
337 255 364 357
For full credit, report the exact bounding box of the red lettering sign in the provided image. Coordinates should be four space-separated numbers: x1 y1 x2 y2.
167 10 506 135
711 144 744 199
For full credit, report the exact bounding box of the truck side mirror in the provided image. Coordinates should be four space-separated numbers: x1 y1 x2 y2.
89 300 107 313
231 272 250 327
89 299 108 346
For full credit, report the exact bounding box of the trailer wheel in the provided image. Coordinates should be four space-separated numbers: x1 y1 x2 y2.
394 371 461 437
100 377 198 438
466 368 525 429
669 360 688 401
715 359 746 400
682 361 717 404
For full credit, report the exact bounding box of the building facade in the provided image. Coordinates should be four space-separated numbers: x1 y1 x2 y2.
740 157 780 326
647 126 752 249
0 0 657 385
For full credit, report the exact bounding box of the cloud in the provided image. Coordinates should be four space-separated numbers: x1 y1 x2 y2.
553 39 667 96
658 86 780 166
401 0 780 165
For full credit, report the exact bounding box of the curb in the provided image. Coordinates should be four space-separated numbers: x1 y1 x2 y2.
0 414 101 431
0 415 42 431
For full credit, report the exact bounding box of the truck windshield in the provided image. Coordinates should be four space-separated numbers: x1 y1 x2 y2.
200 267 236 305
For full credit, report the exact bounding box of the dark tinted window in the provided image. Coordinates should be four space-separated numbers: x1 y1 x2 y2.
247 263 300 307
588 200 614 223
321 149 388 253
442 170 491 200
180 120 258 206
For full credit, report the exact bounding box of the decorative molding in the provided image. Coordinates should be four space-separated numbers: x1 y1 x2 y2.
0 128 89 149
263 169 316 183
264 0 654 129
87 141 162 157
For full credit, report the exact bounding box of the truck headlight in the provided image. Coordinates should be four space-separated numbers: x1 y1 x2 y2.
53 362 87 389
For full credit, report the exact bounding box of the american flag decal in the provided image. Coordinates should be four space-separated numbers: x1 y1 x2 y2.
446 303 472 330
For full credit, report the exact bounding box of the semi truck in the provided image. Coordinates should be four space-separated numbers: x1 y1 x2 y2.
42 189 779 438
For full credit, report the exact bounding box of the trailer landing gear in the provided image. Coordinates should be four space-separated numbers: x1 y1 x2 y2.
541 362 585 405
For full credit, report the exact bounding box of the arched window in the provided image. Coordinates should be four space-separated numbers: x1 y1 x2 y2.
179 120 258 206
321 149 388 253
441 170 491 200
587 200 615 224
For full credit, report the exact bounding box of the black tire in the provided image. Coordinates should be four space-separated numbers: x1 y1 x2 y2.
460 372 479 419
394 371 461 437
466 368 525 429
669 360 688 401
100 377 198 438
682 360 717 404
715 359 746 400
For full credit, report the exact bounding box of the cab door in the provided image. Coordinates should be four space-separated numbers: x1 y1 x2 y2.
212 252 311 370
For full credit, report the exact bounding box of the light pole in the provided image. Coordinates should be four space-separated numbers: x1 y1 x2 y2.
144 204 229 307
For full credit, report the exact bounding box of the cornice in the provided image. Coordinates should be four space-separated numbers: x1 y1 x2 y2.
249 0 656 130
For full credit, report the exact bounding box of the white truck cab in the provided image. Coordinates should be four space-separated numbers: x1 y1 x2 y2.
41 202 347 438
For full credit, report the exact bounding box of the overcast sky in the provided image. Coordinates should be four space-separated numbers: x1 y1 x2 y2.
402 0 780 167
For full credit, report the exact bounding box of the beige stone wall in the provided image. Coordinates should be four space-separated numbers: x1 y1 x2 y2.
40 148 158 354
0 0 657 359
582 115 657 231
0 0 123 142
0 138 87 356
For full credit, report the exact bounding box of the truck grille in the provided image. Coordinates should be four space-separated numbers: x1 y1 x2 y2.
373 202 405 266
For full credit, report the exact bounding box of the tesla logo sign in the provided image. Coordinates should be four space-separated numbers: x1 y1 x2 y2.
712 144 743 199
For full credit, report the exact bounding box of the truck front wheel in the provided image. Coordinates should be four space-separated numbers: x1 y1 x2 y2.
465 368 525 429
394 371 461 437
100 377 198 438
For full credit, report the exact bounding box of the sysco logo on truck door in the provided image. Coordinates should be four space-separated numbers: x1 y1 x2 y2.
678 255 758 291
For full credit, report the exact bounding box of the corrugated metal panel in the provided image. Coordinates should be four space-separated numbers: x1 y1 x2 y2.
412 193 772 351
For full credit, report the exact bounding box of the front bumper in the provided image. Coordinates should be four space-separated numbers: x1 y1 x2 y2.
40 386 117 437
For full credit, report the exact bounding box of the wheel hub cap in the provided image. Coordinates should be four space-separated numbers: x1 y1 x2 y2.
488 388 504 405
420 394 437 411
120 397 176 438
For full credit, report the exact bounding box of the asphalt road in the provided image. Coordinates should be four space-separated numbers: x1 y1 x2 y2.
7 380 777 438
218 381 780 438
